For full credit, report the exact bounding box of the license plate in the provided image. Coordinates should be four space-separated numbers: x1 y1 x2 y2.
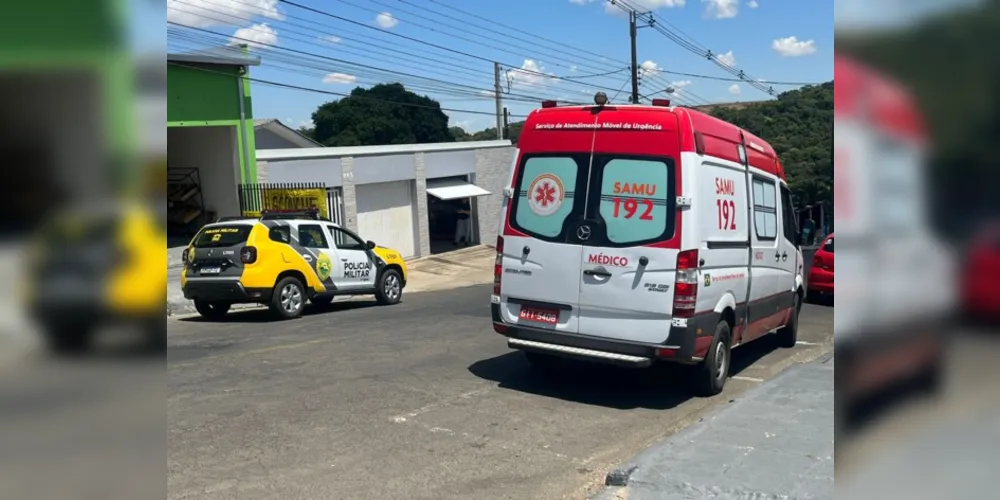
200 266 221 274
518 307 559 325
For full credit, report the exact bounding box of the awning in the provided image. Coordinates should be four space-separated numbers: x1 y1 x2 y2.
425 178 492 200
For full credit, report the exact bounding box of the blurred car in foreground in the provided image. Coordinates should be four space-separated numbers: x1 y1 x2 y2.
22 201 166 354
808 233 834 303
834 55 958 436
961 223 1000 322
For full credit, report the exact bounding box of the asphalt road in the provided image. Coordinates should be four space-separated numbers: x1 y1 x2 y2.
168 283 833 500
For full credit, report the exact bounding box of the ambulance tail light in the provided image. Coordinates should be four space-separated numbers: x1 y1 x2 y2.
541 100 558 108
493 236 504 295
240 246 258 264
672 249 699 318
651 98 671 107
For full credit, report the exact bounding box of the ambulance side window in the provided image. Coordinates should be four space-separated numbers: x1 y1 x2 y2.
752 177 778 240
779 185 797 245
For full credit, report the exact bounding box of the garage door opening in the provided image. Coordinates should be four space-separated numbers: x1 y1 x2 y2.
426 175 491 255
167 125 241 243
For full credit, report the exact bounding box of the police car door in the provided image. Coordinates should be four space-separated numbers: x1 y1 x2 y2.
294 222 339 291
327 225 376 289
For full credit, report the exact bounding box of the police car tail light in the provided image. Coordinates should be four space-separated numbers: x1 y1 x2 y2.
672 249 699 318
181 248 190 263
493 236 504 295
240 246 258 264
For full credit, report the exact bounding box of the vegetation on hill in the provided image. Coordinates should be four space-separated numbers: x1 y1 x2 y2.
707 82 833 206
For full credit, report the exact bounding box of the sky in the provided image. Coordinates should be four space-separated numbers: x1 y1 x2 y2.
165 0 833 134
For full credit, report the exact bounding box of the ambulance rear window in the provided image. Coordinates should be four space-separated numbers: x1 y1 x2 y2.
509 153 675 246
192 225 252 248
822 237 834 253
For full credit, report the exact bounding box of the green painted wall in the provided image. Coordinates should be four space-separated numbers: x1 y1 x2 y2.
0 3 121 53
167 61 257 183
167 63 251 123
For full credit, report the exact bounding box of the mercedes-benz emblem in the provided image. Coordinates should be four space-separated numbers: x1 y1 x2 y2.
576 225 592 240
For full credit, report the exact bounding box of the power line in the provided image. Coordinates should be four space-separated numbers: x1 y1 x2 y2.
611 0 779 96
168 61 530 118
656 69 824 86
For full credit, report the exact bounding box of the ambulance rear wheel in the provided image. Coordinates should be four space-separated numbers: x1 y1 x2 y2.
693 321 731 397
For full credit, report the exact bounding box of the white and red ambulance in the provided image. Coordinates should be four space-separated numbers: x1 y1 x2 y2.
490 94 805 396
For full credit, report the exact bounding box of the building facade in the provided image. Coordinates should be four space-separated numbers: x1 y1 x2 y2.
258 141 515 258
167 48 259 239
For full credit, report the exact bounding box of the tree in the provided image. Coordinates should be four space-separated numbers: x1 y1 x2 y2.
707 82 834 206
311 83 454 147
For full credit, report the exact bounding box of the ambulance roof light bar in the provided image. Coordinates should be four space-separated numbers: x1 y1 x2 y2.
541 100 558 108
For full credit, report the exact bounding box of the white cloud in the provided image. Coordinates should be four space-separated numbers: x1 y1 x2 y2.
167 0 283 28
702 0 740 19
507 59 557 88
320 35 341 43
569 65 578 72
639 60 661 77
298 120 312 129
747 0 759 8
771 36 817 57
229 23 277 49
376 12 399 29
714 50 736 67
597 0 686 16
728 83 741 95
453 120 474 130
323 72 357 84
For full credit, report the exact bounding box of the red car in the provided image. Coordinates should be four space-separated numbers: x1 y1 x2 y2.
962 225 1000 321
808 233 834 303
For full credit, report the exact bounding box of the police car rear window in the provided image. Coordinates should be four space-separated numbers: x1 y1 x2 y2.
193 225 252 247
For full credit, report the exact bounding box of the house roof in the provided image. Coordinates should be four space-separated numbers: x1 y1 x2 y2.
257 140 513 161
254 119 323 148
167 46 261 67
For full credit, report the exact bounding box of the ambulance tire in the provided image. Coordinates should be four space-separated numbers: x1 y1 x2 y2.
270 277 305 319
694 321 731 397
375 269 403 305
194 300 231 320
775 293 801 348
42 322 93 356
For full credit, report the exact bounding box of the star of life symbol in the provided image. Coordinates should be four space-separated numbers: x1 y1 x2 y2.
526 174 565 216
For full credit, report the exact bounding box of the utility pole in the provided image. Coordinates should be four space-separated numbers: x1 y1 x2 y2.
629 11 640 104
503 107 510 141
494 62 503 139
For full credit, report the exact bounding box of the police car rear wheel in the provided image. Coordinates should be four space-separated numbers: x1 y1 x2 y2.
194 300 231 320
375 269 403 305
271 277 305 319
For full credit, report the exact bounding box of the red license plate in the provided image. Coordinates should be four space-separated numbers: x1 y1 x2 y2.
518 307 559 325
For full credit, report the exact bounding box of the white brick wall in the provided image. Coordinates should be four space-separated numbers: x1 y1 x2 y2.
340 157 359 232
413 152 432 257
475 147 515 246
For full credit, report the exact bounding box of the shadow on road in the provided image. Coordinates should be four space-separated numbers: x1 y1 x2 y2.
177 299 381 323
467 335 779 410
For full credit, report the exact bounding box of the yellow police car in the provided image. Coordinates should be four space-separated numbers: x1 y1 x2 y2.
181 211 408 319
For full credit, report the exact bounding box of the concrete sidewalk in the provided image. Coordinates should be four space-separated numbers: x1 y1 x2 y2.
167 245 496 316
592 355 834 500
